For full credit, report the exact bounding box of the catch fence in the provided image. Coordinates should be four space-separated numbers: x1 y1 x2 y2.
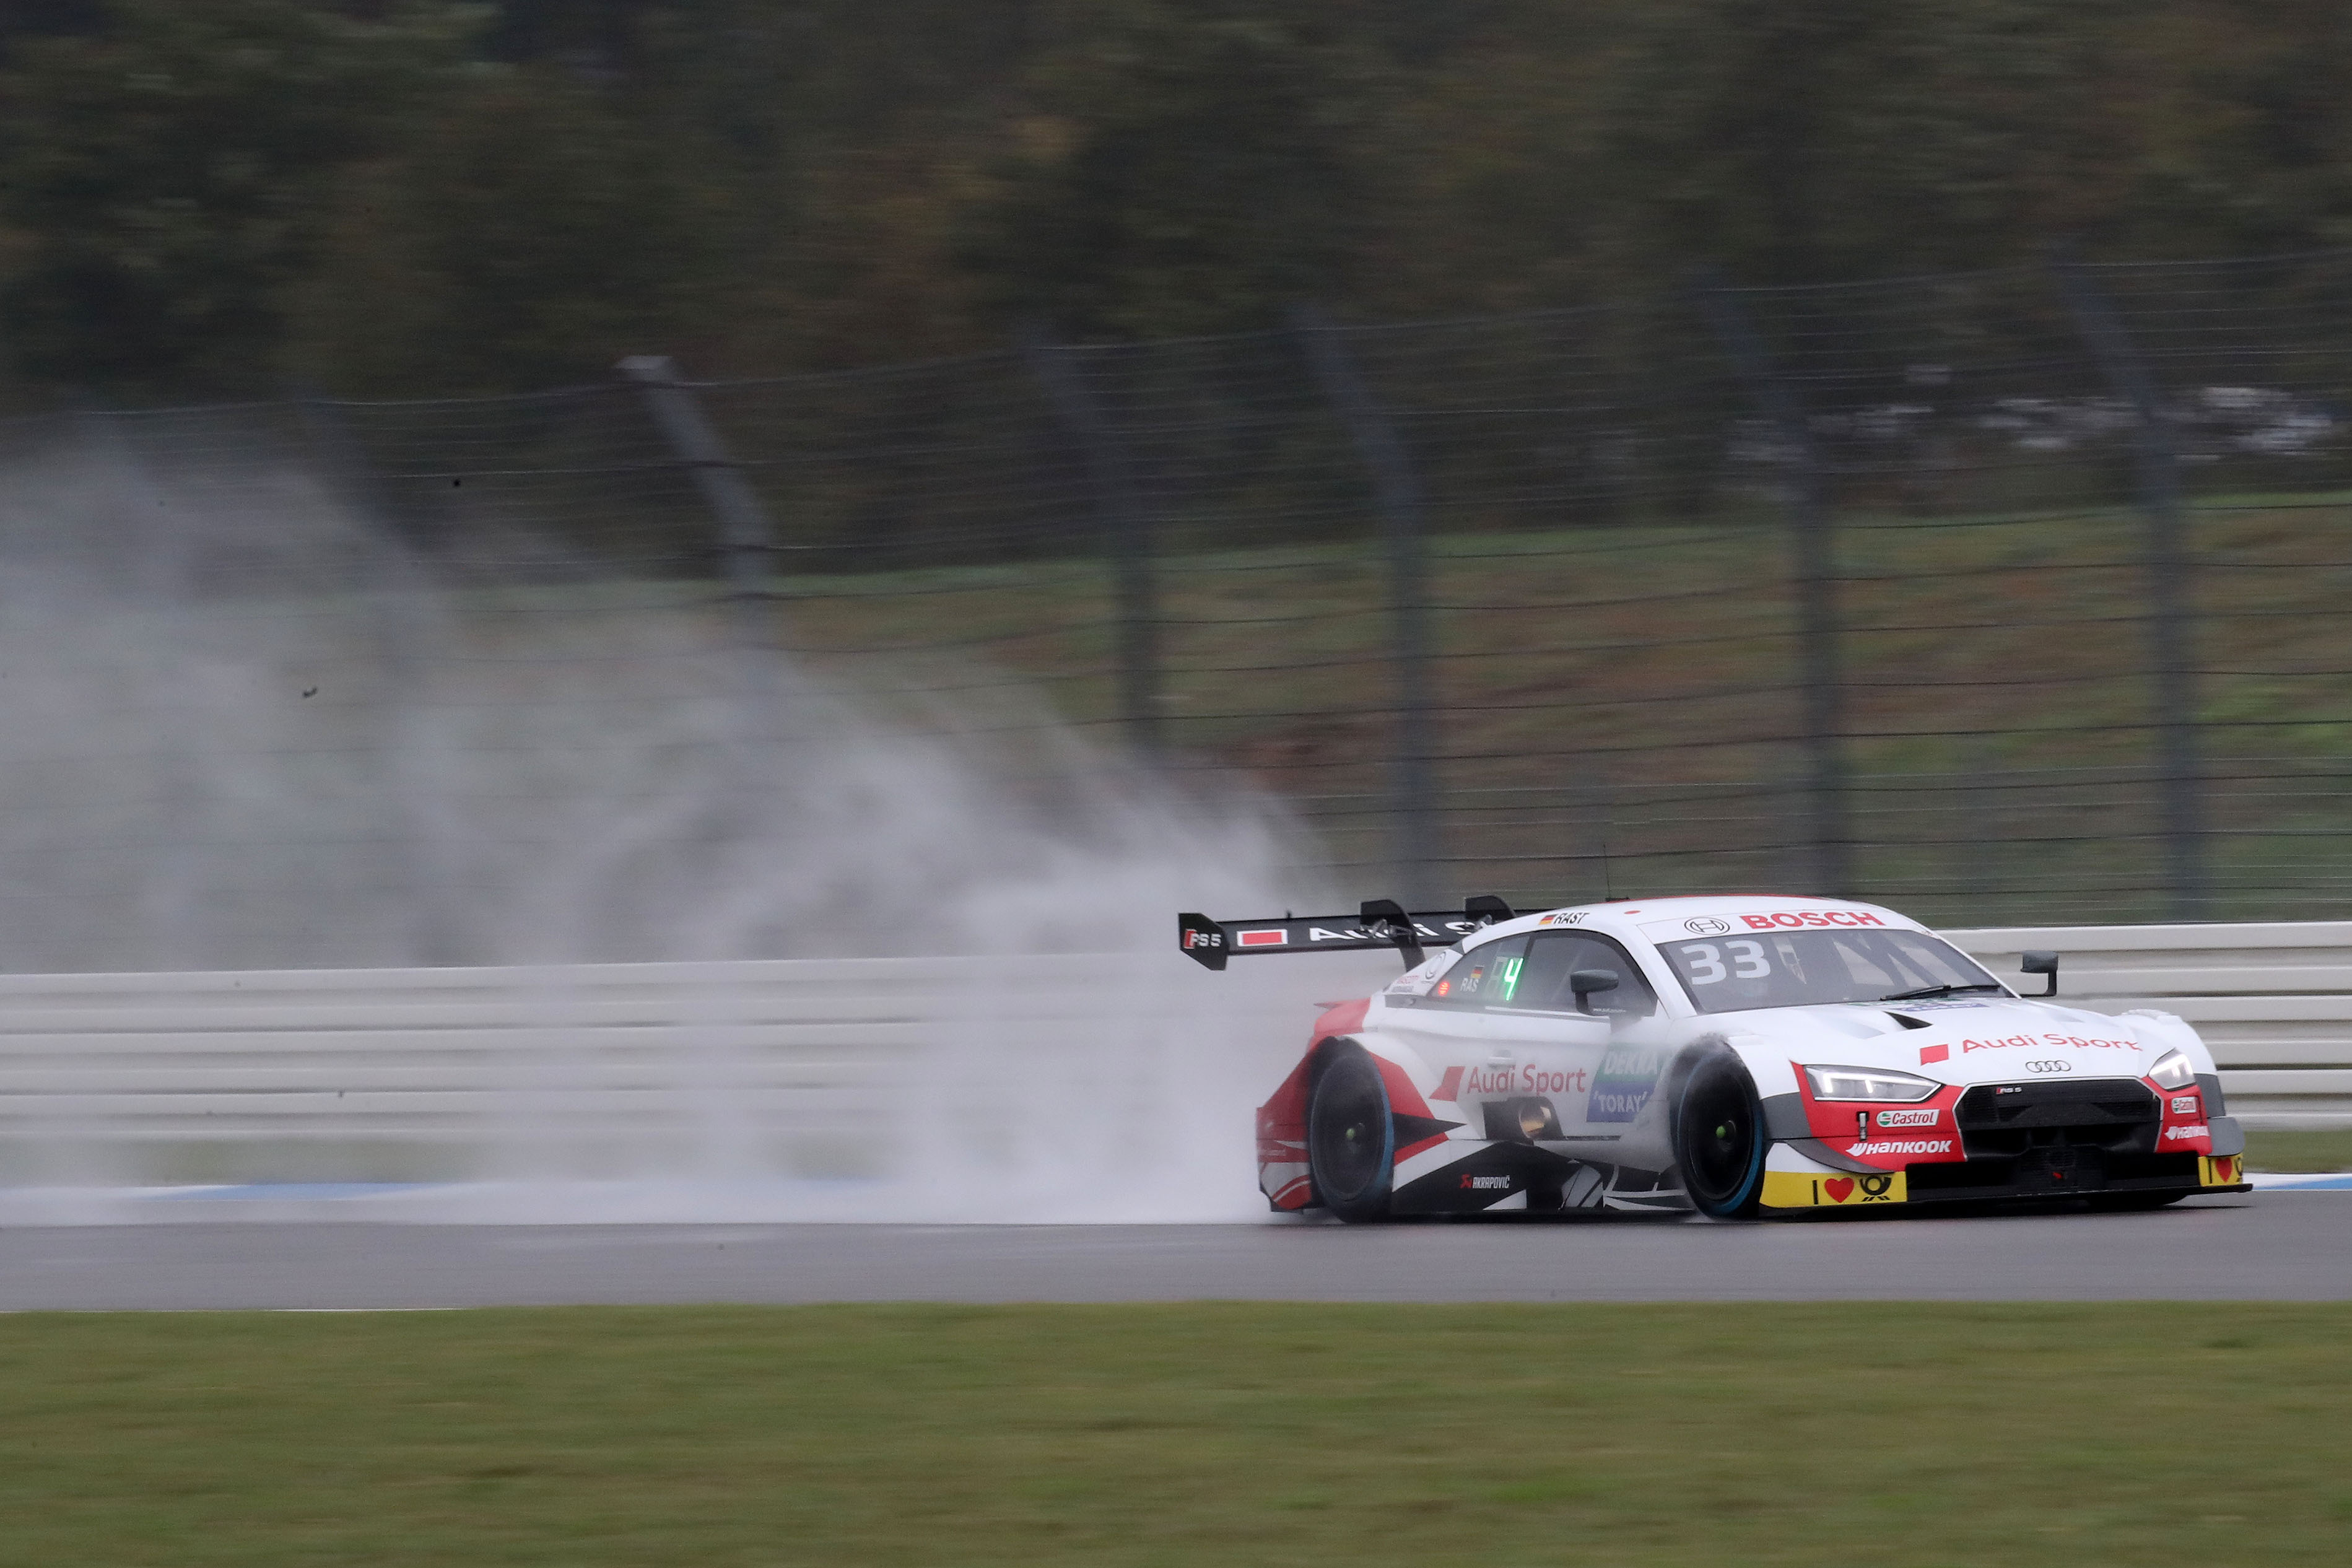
10 244 2352 966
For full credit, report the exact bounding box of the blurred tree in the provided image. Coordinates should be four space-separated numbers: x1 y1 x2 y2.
960 0 1390 340
295 66 734 392
0 1 472 395
12 0 2352 396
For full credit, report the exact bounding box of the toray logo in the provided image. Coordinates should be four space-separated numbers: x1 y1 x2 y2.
1683 916 1732 936
1740 910 1884 930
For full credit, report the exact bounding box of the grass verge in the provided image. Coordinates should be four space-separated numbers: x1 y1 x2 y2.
4 1304 2348 1566
2244 1128 2352 1172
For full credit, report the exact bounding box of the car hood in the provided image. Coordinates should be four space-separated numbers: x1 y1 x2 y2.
1714 996 2161 1084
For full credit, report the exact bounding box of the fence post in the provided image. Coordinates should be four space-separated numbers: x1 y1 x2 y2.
1291 305 1440 907
2050 254 2209 921
1019 328 1162 755
1694 274 1853 899
617 356 780 610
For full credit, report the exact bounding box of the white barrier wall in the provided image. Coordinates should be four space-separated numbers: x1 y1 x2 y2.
0 923 2340 1183
0 951 1402 1185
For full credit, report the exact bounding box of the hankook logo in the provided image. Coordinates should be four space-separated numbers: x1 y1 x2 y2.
2024 1059 2073 1074
1683 916 1733 936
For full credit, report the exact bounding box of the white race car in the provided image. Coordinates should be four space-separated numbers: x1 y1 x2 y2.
1179 894 2249 1219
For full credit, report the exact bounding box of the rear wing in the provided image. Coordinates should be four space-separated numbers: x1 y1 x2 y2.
1178 897 1514 971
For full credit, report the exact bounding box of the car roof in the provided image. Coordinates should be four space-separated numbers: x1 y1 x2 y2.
1463 894 1927 951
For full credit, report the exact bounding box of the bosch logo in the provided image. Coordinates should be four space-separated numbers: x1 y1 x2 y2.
1683 916 1732 936
2024 1060 2073 1074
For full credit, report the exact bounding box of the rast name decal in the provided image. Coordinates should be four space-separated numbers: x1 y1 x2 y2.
1587 1045 1667 1123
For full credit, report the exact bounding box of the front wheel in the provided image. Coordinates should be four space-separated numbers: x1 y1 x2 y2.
1308 1048 1395 1223
1673 1049 1767 1219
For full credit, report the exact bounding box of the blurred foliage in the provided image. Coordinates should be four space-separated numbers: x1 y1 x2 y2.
0 1 472 396
4 1 2352 398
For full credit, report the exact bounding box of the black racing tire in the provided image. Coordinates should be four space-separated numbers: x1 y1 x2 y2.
2087 1190 2194 1212
1673 1048 1769 1219
1307 1048 1395 1223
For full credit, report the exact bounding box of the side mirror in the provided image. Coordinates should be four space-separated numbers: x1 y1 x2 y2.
2019 951 2059 998
1570 968 1621 1015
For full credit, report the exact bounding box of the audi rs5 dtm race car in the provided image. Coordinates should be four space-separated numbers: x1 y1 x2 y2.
1178 894 2250 1220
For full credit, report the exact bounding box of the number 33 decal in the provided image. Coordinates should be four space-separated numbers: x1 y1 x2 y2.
1684 940 1772 985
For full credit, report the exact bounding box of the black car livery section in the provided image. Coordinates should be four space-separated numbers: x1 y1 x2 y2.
1179 896 1514 971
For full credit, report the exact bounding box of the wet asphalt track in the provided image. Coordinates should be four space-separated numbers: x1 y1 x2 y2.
1 1191 2347 1309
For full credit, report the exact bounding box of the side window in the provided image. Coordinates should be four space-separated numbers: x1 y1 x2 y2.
1426 937 1526 1008
1504 933 1658 1017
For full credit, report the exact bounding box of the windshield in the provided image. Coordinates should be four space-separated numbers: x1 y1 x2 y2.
1655 927 2003 1014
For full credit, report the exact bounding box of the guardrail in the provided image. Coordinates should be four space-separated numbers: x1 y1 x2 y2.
1946 923 2352 1129
0 952 1395 1185
0 922 2339 1184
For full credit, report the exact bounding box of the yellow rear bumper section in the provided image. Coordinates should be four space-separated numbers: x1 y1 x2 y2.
1761 1170 1907 1209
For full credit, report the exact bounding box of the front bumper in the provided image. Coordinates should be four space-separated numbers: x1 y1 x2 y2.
1762 1151 2250 1212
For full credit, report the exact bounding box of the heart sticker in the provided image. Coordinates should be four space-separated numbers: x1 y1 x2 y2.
1823 1178 1856 1203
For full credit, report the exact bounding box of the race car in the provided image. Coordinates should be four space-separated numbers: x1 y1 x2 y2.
1179 894 2250 1219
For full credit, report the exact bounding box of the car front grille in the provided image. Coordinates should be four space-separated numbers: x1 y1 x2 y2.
1954 1078 2159 1159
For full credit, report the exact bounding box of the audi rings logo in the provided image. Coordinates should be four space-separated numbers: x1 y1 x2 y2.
1683 916 1733 936
2025 1059 2073 1074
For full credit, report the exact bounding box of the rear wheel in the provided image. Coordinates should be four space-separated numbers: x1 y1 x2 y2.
1673 1050 1767 1219
1308 1049 1395 1223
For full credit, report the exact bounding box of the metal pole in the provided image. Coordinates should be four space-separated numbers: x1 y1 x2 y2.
1291 305 1440 906
1019 327 1161 754
1694 273 1853 899
2050 253 2208 920
617 355 791 858
617 355 779 607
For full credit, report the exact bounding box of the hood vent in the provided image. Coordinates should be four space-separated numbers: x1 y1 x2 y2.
1884 1012 1933 1030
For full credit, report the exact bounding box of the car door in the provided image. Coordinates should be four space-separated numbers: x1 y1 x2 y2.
1484 931 1673 1143
1385 934 1612 1139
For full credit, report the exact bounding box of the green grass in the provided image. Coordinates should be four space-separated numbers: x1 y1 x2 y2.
6 1304 2350 1566
2244 1128 2352 1172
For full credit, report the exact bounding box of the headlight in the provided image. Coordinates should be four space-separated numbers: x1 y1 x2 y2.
2148 1048 2197 1089
1803 1064 1942 1102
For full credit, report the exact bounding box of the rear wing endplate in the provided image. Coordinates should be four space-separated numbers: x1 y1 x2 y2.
1178 896 1513 971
